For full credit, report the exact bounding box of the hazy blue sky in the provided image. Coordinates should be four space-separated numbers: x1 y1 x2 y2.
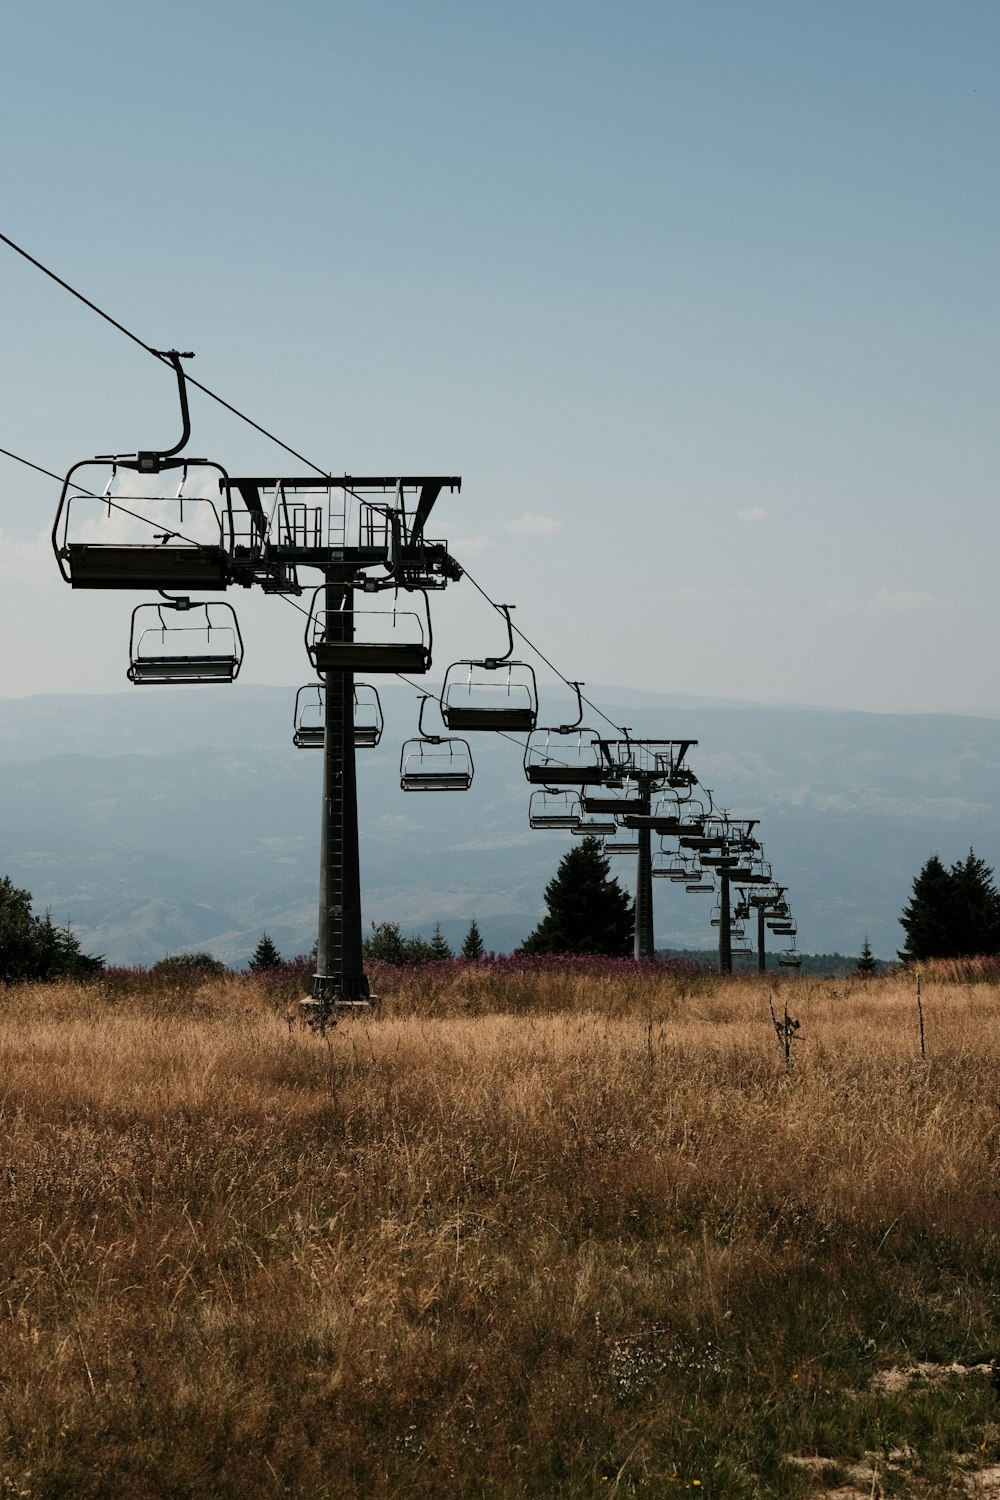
0 0 996 715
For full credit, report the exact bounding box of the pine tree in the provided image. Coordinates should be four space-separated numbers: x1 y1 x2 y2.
899 855 958 962
429 924 453 960
856 935 878 976
248 932 282 971
519 836 634 956
0 876 103 980
899 849 1000 962
948 849 1000 957
461 918 485 960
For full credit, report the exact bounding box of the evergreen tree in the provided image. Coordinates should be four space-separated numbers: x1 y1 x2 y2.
248 932 283 971
948 849 1000 957
461 918 485 960
429 924 453 960
899 849 1000 961
519 836 634 956
899 855 958 962
0 876 103 980
362 921 409 963
856 935 878 976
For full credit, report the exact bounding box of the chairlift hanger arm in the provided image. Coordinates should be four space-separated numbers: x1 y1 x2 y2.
95 350 195 472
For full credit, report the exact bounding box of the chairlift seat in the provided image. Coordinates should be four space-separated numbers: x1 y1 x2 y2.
440 704 537 732
128 653 238 685
400 769 473 791
294 725 326 749
584 795 648 815
66 543 229 591
572 816 617 836
311 641 432 674
622 814 684 834
525 760 606 785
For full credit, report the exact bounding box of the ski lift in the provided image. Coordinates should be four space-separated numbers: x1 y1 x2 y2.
52 353 236 591
440 606 538 731
602 836 640 855
523 681 608 784
292 683 384 749
127 599 243 685
399 696 473 791
778 948 802 969
582 781 648 816
306 589 432 675
685 880 715 893
529 788 582 830
572 812 618 837
662 853 701 883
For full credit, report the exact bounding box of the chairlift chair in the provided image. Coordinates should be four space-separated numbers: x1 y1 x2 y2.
292 683 384 749
440 606 538 732
572 813 618 837
524 728 606 785
399 696 473 791
52 354 237 591
778 948 802 969
602 836 641 855
529 789 582 830
523 682 608 784
307 589 432 675
127 599 243 685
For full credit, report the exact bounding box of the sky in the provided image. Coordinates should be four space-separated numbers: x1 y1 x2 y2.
0 0 997 717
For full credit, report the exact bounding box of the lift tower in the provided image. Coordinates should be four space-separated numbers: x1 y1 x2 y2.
229 475 462 1014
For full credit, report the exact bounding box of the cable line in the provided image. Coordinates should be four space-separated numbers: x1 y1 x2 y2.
0 229 331 478
0 447 66 486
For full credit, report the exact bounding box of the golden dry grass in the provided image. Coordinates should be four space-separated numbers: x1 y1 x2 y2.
0 964 998 1496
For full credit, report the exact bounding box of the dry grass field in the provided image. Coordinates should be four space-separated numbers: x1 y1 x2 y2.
1 959 1000 1497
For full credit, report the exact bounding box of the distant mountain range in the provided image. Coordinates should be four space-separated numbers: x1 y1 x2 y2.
1 683 998 966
